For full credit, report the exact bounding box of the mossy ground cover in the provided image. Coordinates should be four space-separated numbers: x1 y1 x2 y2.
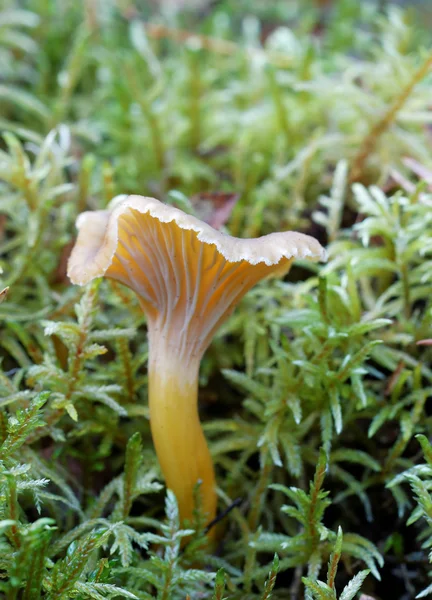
0 0 432 598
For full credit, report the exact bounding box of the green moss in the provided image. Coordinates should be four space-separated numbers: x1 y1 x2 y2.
0 0 432 597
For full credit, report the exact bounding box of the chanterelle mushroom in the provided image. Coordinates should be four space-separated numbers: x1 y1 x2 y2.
68 195 326 529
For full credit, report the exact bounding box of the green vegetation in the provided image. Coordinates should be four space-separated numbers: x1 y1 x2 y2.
0 0 432 597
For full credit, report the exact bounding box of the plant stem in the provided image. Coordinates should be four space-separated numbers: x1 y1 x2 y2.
248 458 272 531
188 50 202 152
142 23 292 68
350 52 432 183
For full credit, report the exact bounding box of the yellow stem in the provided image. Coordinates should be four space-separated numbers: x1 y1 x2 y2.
148 340 217 528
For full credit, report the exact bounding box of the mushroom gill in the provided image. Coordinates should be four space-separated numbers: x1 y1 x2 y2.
67 195 326 529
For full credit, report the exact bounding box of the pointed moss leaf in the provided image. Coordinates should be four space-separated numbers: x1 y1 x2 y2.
42 321 80 346
286 394 302 424
347 319 392 336
75 582 139 599
0 392 49 458
406 474 432 524
302 578 335 600
314 448 329 489
222 369 269 401
110 526 133 567
64 402 78 422
212 568 226 600
18 477 49 490
318 276 329 324
251 532 289 552
416 435 432 467
275 309 319 327
331 449 380 472
353 184 385 218
282 506 306 524
0 9 40 28
89 328 137 341
400 412 414 442
78 386 127 416
122 432 143 519
135 474 163 495
175 569 215 584
0 85 49 122
342 540 382 579
244 319 259 375
416 581 432 599
329 387 342 435
261 553 279 600
320 410 332 455
0 517 16 529
351 373 368 408
81 343 108 360
307 548 324 584
368 406 392 438
339 570 370 600
258 415 283 466
0 390 33 408
327 526 343 587
164 489 180 529
51 527 113 596
281 436 302 477
389 484 410 520
166 190 196 215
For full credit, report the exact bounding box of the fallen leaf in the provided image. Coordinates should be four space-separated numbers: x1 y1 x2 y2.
0 215 6 242
192 191 239 229
387 168 415 194
403 157 432 186
52 239 75 285
0 287 9 304
385 360 405 396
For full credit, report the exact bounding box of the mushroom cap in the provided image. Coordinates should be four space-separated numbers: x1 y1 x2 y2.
68 194 327 360
68 195 326 286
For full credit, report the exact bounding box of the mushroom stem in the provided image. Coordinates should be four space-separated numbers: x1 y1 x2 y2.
147 333 216 526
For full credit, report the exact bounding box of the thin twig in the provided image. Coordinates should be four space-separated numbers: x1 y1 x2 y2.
143 23 292 68
350 52 432 183
205 497 242 534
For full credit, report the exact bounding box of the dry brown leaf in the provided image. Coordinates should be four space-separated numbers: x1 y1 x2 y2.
52 239 76 285
403 157 432 186
0 287 9 304
192 191 239 230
